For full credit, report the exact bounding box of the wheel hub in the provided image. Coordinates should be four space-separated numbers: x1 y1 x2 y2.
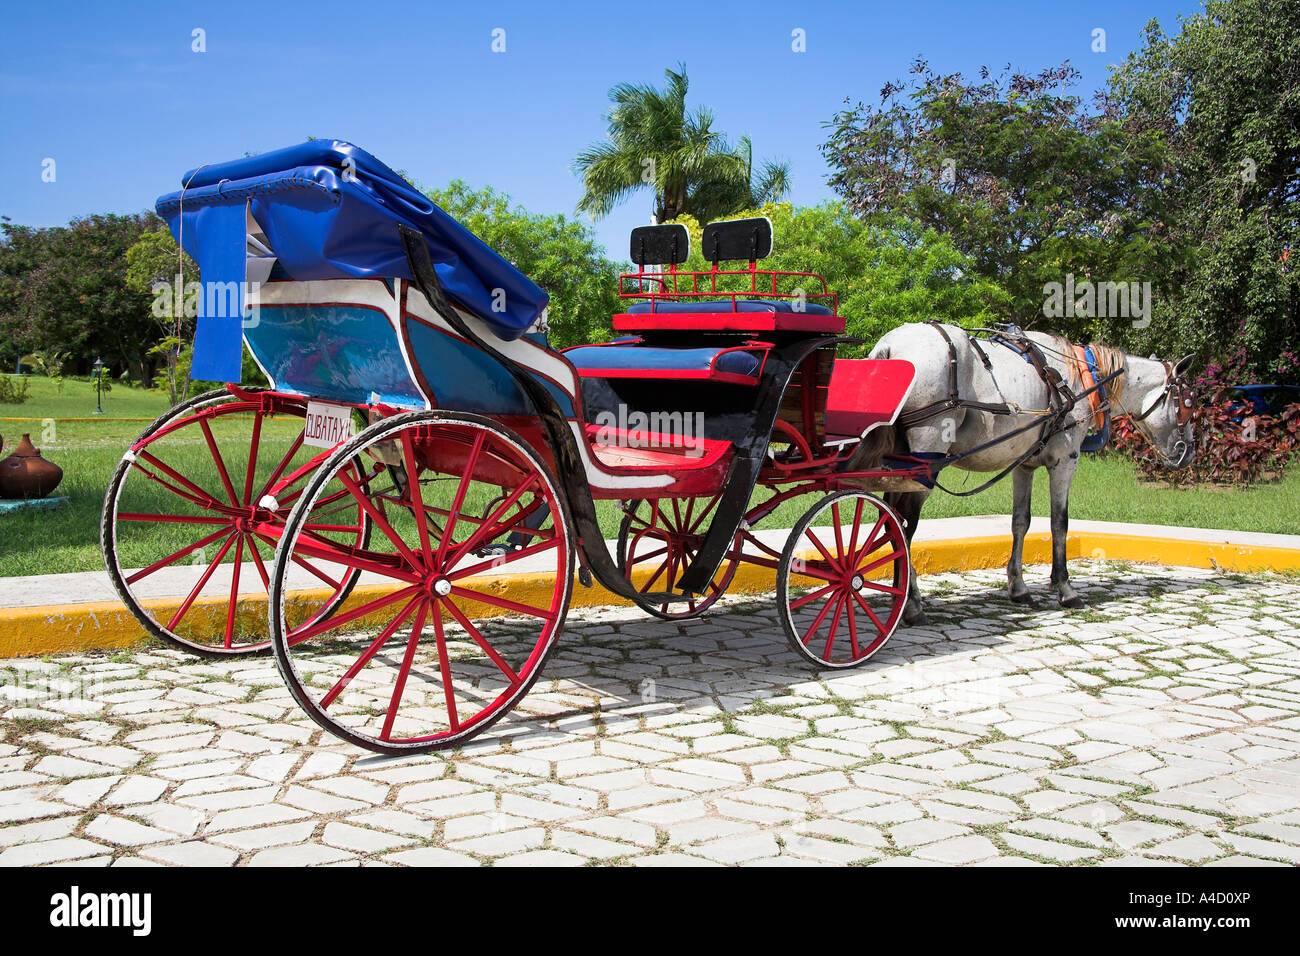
850 574 865 591
430 577 452 598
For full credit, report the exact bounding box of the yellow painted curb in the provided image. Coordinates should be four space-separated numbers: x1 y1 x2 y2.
1 530 1296 659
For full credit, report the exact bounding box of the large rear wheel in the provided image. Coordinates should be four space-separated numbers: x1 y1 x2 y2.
269 411 573 754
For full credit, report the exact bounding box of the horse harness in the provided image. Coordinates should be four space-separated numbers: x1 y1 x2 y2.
899 322 1084 436
895 323 1128 496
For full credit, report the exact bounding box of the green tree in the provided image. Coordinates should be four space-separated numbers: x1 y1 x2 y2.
574 64 791 223
125 226 198 403
0 213 160 380
821 60 1168 339
423 180 623 347
653 203 1008 346
1108 1 1300 383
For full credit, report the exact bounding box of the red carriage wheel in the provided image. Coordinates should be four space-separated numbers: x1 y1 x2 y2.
777 491 910 668
615 495 741 620
268 411 573 754
101 388 370 656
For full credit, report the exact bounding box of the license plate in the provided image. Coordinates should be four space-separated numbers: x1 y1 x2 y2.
303 401 354 449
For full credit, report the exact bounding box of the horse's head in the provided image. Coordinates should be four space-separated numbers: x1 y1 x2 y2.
1124 352 1196 469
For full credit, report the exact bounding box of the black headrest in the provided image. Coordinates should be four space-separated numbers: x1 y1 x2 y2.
630 223 690 266
702 217 772 262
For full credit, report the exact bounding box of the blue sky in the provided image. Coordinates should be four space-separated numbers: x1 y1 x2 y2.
1 0 1198 259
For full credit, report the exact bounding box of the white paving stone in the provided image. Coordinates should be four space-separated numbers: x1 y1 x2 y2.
0 563 1297 867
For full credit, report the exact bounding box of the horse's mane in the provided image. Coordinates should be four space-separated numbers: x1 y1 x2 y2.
1045 333 1127 408
1085 341 1127 409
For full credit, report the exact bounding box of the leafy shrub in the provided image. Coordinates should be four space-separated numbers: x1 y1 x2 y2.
1111 389 1300 487
0 375 29 405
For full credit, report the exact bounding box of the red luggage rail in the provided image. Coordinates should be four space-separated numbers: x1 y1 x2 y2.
616 260 842 335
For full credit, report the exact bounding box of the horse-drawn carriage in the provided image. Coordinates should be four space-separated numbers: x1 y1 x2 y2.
101 140 1191 754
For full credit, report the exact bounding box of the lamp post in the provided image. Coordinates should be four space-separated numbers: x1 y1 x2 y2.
93 357 104 415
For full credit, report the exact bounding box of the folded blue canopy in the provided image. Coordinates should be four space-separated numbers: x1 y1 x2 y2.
155 140 549 382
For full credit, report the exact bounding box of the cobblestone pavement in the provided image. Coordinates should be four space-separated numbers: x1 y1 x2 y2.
2 560 1300 867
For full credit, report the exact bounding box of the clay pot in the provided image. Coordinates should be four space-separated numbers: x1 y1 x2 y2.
0 434 63 499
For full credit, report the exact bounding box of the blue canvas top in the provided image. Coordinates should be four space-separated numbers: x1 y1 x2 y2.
155 140 549 381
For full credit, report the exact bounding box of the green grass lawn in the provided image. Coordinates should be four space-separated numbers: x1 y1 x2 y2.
1 374 1296 577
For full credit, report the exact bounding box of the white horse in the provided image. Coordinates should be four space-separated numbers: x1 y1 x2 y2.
869 323 1195 624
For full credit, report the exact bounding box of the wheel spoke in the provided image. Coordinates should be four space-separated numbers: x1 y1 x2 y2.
118 513 230 525
803 528 843 574
319 595 422 709
223 536 245 648
845 496 865 565
790 581 838 610
287 585 422 646
850 514 888 568
380 602 429 741
853 590 889 635
846 595 861 658
642 557 671 592
832 501 844 559
336 468 425 572
125 526 233 585
430 602 459 732
859 579 906 596
437 431 485 569
165 532 238 631
257 431 305 502
246 534 271 590
400 430 434 565
448 585 556 620
857 549 905 577
441 597 520 686
445 474 541 570
242 411 264 506
447 536 559 581
199 418 240 507
822 592 848 661
800 588 840 646
134 452 224 511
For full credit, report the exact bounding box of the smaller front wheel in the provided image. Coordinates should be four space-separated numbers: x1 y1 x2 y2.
777 491 909 668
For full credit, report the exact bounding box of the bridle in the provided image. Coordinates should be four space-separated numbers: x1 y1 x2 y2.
1124 360 1194 427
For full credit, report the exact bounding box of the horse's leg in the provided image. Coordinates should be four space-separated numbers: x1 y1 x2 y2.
1007 465 1035 603
886 489 931 626
1047 457 1084 608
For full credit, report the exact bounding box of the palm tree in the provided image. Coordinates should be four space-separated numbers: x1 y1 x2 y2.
573 64 791 223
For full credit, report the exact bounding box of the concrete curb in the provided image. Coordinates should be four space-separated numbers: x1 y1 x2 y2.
2 530 1297 659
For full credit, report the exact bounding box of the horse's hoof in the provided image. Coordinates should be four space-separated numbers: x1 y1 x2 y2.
1061 596 1086 609
1009 591 1034 605
903 607 929 627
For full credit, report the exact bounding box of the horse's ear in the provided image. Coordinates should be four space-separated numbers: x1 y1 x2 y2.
1174 353 1195 376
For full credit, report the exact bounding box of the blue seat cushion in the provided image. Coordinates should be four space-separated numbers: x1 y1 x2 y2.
565 344 762 379
626 298 832 316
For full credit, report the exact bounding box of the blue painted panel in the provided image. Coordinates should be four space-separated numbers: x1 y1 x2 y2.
246 304 425 407
403 320 574 417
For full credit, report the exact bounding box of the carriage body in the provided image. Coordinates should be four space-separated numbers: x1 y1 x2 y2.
102 141 923 753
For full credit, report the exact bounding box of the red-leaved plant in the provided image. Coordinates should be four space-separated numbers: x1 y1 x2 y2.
1110 390 1300 487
